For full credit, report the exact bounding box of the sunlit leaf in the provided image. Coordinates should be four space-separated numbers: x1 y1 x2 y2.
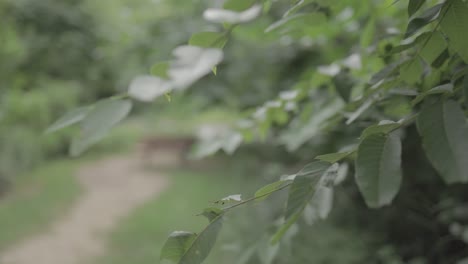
168 46 223 90
309 185 333 219
220 194 242 202
222 132 243 154
335 163 349 185
318 64 340 77
203 4 262 24
128 75 172 102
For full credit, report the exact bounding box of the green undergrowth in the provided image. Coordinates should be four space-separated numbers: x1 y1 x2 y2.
92 163 252 264
0 158 81 251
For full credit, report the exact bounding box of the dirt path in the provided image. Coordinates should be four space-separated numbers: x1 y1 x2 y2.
0 154 168 264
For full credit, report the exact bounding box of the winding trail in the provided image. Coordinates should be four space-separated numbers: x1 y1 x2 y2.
0 154 168 264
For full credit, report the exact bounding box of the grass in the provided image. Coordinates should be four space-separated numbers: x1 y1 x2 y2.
92 166 247 264
0 158 82 251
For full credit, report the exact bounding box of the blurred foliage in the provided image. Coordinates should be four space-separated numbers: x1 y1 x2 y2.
0 0 206 180
3 0 468 263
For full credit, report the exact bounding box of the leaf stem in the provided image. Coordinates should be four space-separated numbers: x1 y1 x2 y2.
222 182 292 212
388 113 419 133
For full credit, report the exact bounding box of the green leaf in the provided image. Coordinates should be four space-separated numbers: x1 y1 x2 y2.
160 209 223 264
431 48 450 68
169 46 223 90
408 0 426 17
355 133 402 208
201 207 223 222
203 4 262 24
69 99 132 156
177 211 224 264
360 16 375 48
255 181 289 201
417 99 468 183
369 62 400 85
270 212 299 244
309 185 334 220
332 71 355 102
464 75 468 106
411 83 453 106
265 13 326 33
189 32 228 49
150 62 170 78
221 132 243 154
309 163 339 219
361 122 401 139
419 31 447 65
128 76 172 102
285 161 329 219
45 106 92 134
440 0 468 62
400 58 423 84
220 194 242 203
257 236 280 264
272 162 333 243
315 152 353 163
160 231 197 263
303 164 338 224
296 161 331 178
404 3 442 38
282 98 343 151
223 0 257 11
346 97 375 125
282 0 331 17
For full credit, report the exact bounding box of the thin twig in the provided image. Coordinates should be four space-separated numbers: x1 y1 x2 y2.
222 182 292 212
